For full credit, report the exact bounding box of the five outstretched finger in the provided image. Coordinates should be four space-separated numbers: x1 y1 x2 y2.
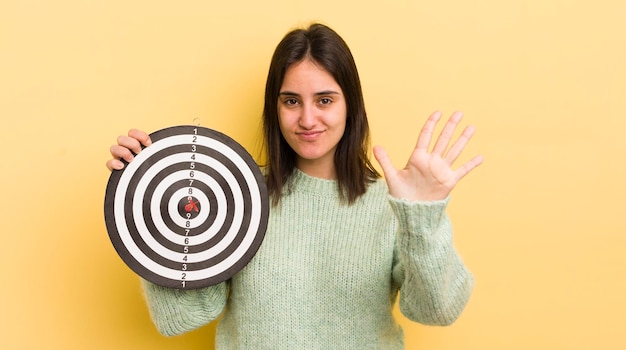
445 124 476 164
432 111 463 156
415 111 442 151
372 145 395 179
455 155 484 181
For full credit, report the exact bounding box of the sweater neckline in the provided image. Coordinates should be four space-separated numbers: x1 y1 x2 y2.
287 168 339 197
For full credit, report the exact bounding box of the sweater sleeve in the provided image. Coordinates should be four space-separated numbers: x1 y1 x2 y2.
389 196 474 326
141 279 228 336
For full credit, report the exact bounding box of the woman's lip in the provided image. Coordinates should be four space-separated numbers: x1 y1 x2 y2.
296 130 323 140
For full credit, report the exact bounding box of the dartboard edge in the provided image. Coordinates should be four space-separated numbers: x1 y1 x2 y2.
104 125 269 289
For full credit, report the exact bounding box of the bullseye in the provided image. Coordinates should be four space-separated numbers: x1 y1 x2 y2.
183 196 200 216
104 125 269 289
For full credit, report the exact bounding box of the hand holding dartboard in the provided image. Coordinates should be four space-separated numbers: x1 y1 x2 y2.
104 126 269 289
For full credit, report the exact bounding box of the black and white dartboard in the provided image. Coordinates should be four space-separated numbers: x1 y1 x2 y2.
104 125 269 289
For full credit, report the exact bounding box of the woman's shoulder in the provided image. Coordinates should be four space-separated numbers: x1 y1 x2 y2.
369 177 389 193
360 178 390 203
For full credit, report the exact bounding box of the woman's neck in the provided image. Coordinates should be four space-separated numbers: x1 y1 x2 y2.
296 158 336 180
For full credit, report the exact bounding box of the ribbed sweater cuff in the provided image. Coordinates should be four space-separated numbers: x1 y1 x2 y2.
387 196 449 238
141 279 227 336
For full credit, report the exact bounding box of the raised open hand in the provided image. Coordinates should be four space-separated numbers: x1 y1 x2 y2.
373 111 483 202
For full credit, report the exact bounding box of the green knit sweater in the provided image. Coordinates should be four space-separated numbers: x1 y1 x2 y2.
141 169 474 349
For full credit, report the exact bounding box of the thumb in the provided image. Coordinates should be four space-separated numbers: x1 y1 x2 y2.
373 145 395 179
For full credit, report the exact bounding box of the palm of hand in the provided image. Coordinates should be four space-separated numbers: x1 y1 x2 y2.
412 151 458 199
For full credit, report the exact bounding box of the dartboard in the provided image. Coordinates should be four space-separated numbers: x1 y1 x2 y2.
104 125 269 289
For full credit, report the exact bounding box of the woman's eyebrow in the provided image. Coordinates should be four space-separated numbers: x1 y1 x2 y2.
315 90 341 96
278 91 300 97
278 90 341 96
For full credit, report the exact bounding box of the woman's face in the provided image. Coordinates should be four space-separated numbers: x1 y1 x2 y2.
277 59 347 179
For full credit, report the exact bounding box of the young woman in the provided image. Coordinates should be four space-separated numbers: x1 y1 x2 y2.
107 23 483 349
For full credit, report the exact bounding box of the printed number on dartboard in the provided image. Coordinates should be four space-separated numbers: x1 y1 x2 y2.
181 128 199 288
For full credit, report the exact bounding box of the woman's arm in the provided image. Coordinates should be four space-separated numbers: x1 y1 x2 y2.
374 111 481 324
390 197 473 326
142 280 228 336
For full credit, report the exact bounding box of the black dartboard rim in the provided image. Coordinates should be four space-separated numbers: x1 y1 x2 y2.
104 125 269 289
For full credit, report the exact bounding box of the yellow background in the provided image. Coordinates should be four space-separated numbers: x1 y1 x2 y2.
1 0 624 349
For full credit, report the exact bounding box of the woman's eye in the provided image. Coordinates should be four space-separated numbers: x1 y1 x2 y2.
284 98 298 105
319 97 332 105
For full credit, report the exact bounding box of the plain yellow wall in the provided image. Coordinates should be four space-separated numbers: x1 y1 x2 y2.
2 0 625 349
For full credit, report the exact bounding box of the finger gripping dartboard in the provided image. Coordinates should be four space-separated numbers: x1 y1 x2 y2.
104 126 269 289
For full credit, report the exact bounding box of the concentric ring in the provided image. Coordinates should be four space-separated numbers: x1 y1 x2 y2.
104 126 269 289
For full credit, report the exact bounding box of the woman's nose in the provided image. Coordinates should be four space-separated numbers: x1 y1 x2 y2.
298 103 317 129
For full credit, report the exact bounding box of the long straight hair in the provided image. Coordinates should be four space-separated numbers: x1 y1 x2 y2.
263 23 379 205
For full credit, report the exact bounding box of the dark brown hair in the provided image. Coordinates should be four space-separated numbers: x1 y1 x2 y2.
263 23 379 205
